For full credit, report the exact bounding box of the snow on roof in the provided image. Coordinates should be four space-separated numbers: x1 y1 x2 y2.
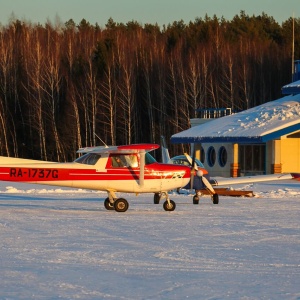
171 93 300 144
281 79 300 95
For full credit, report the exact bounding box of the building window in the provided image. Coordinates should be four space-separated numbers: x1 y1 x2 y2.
200 146 205 164
239 144 265 175
207 146 216 167
218 146 227 167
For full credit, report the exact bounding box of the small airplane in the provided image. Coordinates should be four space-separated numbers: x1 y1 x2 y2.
160 136 300 204
0 144 192 212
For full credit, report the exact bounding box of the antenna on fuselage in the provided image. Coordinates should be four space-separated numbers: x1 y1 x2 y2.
94 133 108 148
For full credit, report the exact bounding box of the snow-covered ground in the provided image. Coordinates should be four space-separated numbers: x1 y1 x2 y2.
1 180 300 300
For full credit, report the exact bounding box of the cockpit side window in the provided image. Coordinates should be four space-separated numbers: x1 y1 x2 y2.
111 156 126 167
109 153 156 168
111 154 139 168
75 153 101 165
125 155 138 167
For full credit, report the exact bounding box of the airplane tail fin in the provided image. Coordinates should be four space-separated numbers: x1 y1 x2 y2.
160 136 171 163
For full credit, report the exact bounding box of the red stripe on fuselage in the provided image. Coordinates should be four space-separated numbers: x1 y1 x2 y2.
0 163 190 183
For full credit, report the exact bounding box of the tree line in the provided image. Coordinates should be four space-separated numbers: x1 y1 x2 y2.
0 11 299 161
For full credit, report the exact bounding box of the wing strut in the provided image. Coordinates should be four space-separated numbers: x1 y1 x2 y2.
139 150 145 187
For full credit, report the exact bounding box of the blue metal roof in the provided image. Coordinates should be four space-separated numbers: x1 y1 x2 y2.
171 122 300 144
282 80 300 95
171 94 300 144
282 61 300 95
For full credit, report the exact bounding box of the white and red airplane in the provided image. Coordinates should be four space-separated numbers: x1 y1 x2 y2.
0 144 191 212
160 136 300 204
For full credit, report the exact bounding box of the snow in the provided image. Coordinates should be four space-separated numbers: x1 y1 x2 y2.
283 80 300 89
1 180 300 299
171 94 300 142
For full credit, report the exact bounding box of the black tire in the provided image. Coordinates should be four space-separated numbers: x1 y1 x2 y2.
212 194 219 204
104 197 115 210
154 193 160 204
114 198 129 212
163 200 176 211
193 195 199 205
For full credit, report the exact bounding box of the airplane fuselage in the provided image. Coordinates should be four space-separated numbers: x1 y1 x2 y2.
0 158 190 193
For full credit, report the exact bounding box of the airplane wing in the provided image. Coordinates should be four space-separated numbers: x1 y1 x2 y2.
0 156 56 164
210 173 300 186
77 146 117 153
77 144 159 154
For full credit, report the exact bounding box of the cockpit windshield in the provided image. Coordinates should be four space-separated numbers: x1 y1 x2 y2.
75 153 101 165
170 155 205 168
145 152 157 165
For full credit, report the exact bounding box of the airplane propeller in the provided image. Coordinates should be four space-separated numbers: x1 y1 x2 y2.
184 152 216 195
189 149 196 190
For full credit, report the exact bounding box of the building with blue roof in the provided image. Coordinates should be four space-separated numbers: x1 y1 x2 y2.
171 66 300 177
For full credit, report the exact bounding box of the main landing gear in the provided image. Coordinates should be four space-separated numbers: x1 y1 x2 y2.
104 197 129 212
192 190 219 205
104 191 176 212
153 192 176 211
104 191 130 212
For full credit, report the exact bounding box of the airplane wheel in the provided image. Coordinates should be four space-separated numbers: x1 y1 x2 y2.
104 198 115 210
163 200 176 211
114 198 129 212
193 195 199 204
154 193 160 204
212 194 219 204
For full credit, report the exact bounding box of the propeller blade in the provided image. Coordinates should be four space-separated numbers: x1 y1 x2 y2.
190 168 195 190
201 176 215 194
184 149 198 189
184 153 198 171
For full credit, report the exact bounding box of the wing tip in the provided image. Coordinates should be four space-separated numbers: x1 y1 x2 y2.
291 173 300 180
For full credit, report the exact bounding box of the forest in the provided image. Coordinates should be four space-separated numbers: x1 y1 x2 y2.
0 11 299 161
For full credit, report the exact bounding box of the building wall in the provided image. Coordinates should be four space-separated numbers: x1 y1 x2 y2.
198 137 300 177
280 137 300 172
200 143 233 177
266 140 276 174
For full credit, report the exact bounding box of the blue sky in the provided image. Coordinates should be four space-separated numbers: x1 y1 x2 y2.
0 0 298 27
